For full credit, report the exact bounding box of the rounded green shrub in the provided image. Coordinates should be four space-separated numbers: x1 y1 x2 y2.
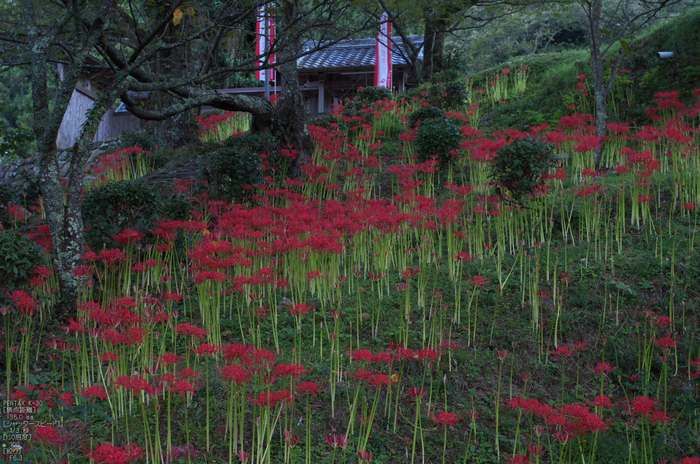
355 86 392 104
82 180 163 249
0 231 44 290
119 130 155 152
415 117 461 165
408 106 445 128
489 136 558 205
206 133 266 202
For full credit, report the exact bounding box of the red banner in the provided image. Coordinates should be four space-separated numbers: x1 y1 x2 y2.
256 6 275 82
374 12 392 89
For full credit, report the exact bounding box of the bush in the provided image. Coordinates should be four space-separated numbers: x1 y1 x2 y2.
0 184 12 226
82 180 163 249
206 133 267 202
0 231 44 291
355 86 392 104
408 106 445 128
415 117 461 165
0 121 35 159
164 193 194 220
427 79 469 110
489 136 558 205
119 130 154 152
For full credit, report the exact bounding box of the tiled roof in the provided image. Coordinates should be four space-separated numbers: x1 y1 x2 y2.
298 36 423 71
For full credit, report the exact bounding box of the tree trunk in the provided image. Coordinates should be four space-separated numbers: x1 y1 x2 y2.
276 1 312 179
588 0 607 170
421 15 448 82
23 0 114 316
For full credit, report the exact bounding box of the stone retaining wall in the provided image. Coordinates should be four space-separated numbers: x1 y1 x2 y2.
0 140 120 193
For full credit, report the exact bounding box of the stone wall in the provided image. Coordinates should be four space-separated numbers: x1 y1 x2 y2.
0 140 120 193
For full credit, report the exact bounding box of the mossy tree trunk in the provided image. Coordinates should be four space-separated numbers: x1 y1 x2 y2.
22 0 114 315
276 0 313 178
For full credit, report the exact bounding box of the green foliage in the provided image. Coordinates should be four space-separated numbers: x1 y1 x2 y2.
408 106 444 128
119 130 154 152
163 193 194 220
0 120 34 160
453 3 587 74
356 86 392 104
0 184 12 226
82 180 163 249
426 75 469 109
309 114 341 130
206 133 267 202
489 136 558 205
0 231 44 290
630 7 700 118
415 117 461 165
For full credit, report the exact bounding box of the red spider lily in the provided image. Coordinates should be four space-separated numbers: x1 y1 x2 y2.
193 343 219 357
96 248 127 269
163 292 182 302
325 433 349 449
352 368 374 383
176 323 207 339
654 336 677 351
237 449 251 463
12 384 73 409
298 381 319 396
497 350 510 361
222 343 253 363
504 455 530 464
82 386 108 401
179 368 200 380
471 276 487 287
34 425 67 446
116 375 157 395
357 448 373 462
275 363 307 378
417 348 439 362
431 411 460 428
8 290 38 317
251 390 293 407
647 410 671 425
407 387 427 398
283 429 301 448
402 268 420 278
290 303 312 316
158 353 183 367
90 443 143 464
101 326 144 346
171 381 197 397
351 349 375 363
549 345 573 358
528 444 545 457
630 396 657 417
368 374 392 389
220 365 251 385
113 229 144 246
590 362 616 375
654 316 673 328
100 352 120 363
591 395 613 409
557 403 609 436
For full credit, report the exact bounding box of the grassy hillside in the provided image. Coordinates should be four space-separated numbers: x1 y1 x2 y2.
470 7 700 130
3 16 700 463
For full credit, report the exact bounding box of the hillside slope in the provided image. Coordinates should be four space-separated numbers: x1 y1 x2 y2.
474 7 700 130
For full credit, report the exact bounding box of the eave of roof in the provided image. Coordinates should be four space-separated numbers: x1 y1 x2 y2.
297 35 423 72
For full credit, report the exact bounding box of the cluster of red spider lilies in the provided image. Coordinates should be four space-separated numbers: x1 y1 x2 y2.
2 77 700 463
